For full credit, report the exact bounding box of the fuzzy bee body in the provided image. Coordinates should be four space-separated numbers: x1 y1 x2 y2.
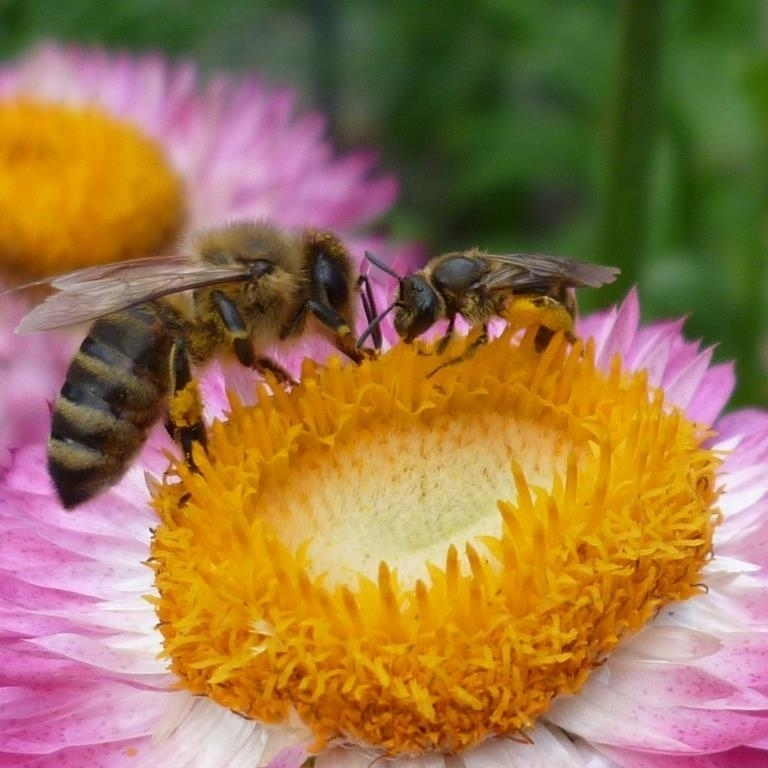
14 221 370 508
48 303 176 508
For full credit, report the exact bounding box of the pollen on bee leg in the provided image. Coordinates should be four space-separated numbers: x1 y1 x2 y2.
334 324 356 352
334 323 372 363
503 296 576 349
166 377 209 475
168 379 204 429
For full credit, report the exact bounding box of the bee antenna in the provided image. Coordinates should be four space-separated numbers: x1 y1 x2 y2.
356 300 398 349
365 251 402 282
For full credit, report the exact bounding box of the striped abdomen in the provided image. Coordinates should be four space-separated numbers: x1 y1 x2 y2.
48 303 175 508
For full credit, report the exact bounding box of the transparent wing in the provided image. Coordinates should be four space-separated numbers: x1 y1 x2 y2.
16 254 259 333
480 253 619 293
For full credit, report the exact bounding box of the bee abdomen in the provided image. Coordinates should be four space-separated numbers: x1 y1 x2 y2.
48 304 175 508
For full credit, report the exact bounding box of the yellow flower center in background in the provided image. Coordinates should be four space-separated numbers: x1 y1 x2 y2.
0 100 185 280
151 329 720 756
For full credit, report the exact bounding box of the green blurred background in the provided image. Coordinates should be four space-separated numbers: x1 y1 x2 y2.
2 0 767 407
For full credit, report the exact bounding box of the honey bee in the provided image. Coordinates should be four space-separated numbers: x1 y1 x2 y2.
15 220 375 509
359 248 619 359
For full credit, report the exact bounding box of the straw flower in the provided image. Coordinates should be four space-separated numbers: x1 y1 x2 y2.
3 291 767 767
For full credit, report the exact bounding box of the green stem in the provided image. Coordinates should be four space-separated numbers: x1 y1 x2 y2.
309 0 341 138
596 0 665 302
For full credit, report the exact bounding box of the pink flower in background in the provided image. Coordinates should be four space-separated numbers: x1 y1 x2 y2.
0 41 397 238
0 41 405 458
2 291 768 767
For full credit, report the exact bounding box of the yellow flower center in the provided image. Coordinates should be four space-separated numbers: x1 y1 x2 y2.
150 329 720 756
0 100 185 280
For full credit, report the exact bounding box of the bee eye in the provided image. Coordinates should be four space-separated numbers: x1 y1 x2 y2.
314 251 350 311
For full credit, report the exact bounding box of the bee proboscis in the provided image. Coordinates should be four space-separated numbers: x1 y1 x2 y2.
13 220 376 508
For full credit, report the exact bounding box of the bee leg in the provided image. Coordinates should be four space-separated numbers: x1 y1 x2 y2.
533 325 570 352
212 289 254 365
253 356 298 386
289 299 369 364
167 337 207 471
502 294 576 351
211 290 297 384
528 296 577 351
356 274 383 352
433 315 457 356
427 324 488 378
235 340 297 385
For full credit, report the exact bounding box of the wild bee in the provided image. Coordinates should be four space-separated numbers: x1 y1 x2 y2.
359 248 619 359
14 220 377 509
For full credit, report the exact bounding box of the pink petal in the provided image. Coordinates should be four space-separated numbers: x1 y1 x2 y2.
596 744 768 768
588 289 641 369
548 679 768 752
31 633 163 677
687 361 735 425
663 347 716 413
266 744 312 768
0 737 149 768
713 409 768 484
0 683 164 752
600 658 768 710
692 634 768 692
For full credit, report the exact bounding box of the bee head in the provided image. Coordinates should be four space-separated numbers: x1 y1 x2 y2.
394 275 439 342
356 251 439 349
